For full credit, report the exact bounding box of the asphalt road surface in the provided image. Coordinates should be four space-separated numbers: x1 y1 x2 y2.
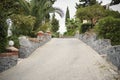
0 38 119 80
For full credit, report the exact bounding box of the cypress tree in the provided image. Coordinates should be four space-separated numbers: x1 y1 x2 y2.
51 13 59 33
65 7 70 25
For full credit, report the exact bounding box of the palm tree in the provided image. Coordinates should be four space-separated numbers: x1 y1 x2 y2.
18 0 64 32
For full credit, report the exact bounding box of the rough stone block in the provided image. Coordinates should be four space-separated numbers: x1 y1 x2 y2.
78 33 120 70
106 46 120 70
19 36 51 58
0 55 18 72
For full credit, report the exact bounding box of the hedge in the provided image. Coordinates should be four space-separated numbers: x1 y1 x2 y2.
80 23 92 33
95 17 120 45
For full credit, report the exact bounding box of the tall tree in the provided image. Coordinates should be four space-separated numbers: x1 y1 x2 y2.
51 13 59 33
65 7 70 24
0 0 20 52
76 4 106 25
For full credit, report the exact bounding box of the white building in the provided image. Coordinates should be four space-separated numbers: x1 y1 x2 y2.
110 4 120 13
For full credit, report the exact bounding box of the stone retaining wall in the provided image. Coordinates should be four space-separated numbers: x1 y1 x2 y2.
19 36 51 58
78 33 120 70
105 46 120 70
0 53 18 72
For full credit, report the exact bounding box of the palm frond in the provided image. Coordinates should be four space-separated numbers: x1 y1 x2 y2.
52 7 64 18
18 0 31 15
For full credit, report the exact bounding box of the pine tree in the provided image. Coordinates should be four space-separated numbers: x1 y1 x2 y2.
65 7 70 25
51 13 59 33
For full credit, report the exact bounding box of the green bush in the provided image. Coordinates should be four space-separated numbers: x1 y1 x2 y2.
105 10 120 18
52 32 59 38
80 23 92 33
0 20 8 53
95 17 120 45
37 22 51 33
10 14 36 36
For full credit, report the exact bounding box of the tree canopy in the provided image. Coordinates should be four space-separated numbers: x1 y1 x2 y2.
76 4 106 23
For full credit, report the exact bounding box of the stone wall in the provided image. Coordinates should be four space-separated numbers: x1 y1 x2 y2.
105 46 120 70
0 53 18 72
78 33 120 70
19 35 51 58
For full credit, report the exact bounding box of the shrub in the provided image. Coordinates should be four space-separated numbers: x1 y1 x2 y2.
10 14 36 36
0 19 8 53
37 22 51 33
80 23 92 33
105 10 120 18
52 32 59 38
95 17 120 45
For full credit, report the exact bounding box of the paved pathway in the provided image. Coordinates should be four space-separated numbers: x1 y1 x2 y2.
0 38 119 80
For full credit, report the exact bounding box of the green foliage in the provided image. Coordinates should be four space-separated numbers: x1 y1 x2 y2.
52 32 59 38
95 17 120 45
65 18 81 36
37 22 51 33
18 0 63 32
66 18 81 30
105 10 120 18
10 14 36 36
64 30 76 36
65 7 70 24
0 0 20 53
0 0 22 15
0 21 8 53
80 23 92 33
51 14 59 33
89 0 97 6
76 4 106 21
76 4 120 23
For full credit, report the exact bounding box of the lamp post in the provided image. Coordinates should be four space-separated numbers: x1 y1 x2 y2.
9 40 14 47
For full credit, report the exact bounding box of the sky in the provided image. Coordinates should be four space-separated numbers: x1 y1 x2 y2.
53 0 79 34
53 0 120 34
